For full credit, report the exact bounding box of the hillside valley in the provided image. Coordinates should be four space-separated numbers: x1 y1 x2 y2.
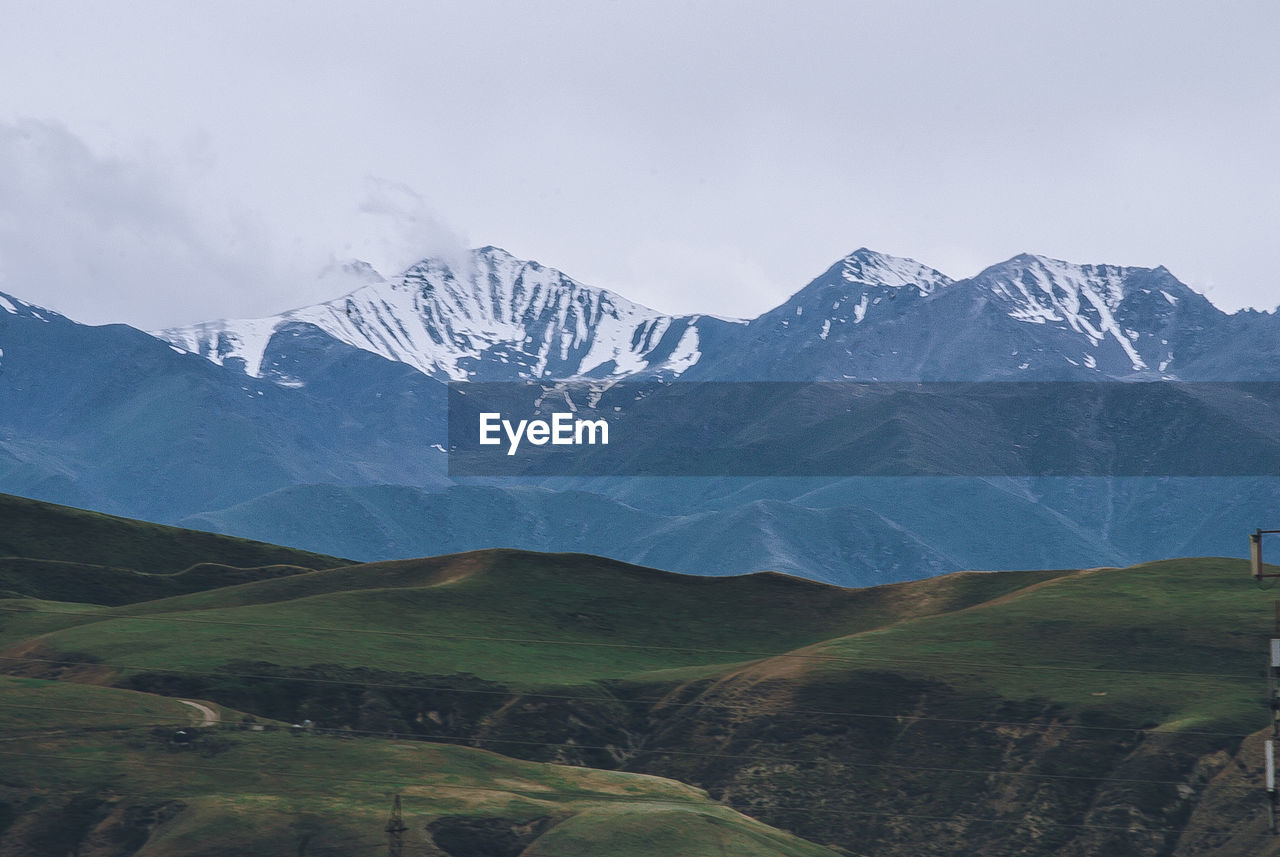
3 495 1280 855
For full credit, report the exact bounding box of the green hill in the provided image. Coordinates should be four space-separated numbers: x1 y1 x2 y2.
0 492 348 605
3 495 1280 856
0 678 835 857
1 549 1068 686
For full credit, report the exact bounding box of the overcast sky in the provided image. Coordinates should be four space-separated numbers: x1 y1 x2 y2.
1 1 1277 328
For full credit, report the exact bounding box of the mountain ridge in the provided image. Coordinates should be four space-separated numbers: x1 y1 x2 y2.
3 244 1280 586
144 244 1280 384
152 246 736 383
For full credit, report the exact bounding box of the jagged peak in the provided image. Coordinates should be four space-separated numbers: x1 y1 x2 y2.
839 248 953 294
403 245 558 282
394 246 665 320
971 253 1214 315
973 253 1142 309
403 245 538 275
152 244 706 383
995 252 1130 275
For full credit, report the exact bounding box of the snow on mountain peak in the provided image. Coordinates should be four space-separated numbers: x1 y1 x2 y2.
153 246 710 382
975 254 1150 370
0 290 62 323
839 248 954 295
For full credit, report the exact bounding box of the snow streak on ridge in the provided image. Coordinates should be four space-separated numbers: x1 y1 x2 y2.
978 254 1149 370
840 248 954 295
155 248 714 382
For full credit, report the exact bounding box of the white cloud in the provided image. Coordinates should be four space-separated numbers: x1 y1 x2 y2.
0 119 283 327
356 177 470 279
2 3 1278 321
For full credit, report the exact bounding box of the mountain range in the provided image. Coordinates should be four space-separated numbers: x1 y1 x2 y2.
151 246 1280 384
155 249 737 383
2 245 1278 584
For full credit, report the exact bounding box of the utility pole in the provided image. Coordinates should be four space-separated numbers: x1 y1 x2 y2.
1269 738 1277 835
1269 608 1279 835
1270 605 1280 740
386 794 407 857
1253 528 1280 833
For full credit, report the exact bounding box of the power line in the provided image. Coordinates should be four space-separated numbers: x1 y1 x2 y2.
0 604 1262 680
1 655 1260 738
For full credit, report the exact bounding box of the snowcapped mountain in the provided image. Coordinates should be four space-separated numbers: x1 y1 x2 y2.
839 247 954 294
685 248 1276 381
0 285 452 521
780 247 954 329
155 246 740 384
682 248 956 379
4 243 1280 585
153 244 1276 386
962 254 1224 377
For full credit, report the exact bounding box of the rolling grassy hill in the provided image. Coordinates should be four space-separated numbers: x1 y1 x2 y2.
0 491 347 605
0 678 835 857
0 492 347 571
3 493 1280 856
2 550 1068 686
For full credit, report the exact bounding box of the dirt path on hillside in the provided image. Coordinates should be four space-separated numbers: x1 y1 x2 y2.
176 699 219 727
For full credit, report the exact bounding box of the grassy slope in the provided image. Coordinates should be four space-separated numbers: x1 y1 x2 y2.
0 676 218 733
796 558 1270 734
1 550 1068 686
0 491 346 577
5 549 1269 742
5 493 1278 855
0 678 837 857
0 558 323 607
6 550 1267 739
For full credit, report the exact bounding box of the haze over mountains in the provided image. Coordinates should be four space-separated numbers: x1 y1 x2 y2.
2 246 1277 584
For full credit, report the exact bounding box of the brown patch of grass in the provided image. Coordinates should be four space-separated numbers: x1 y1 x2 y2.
0 639 116 685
